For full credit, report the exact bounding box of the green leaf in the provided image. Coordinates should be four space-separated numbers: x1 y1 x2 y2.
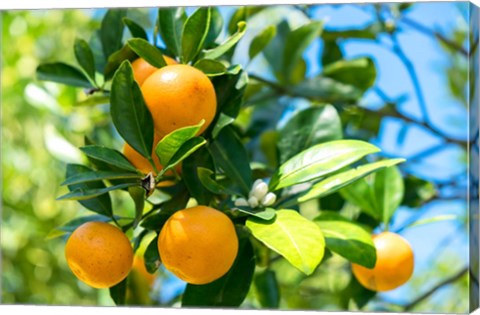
340 178 379 220
158 8 187 58
75 95 110 107
399 214 458 232
321 40 343 65
402 175 436 208
197 167 234 195
212 113 235 139
246 210 325 275
110 61 154 160
209 126 253 195
202 21 247 60
193 59 227 77
278 105 343 164
322 24 380 41
270 140 380 190
74 38 96 81
290 76 362 102
182 148 214 205
283 21 323 83
212 68 247 117
181 8 211 63
155 120 204 167
50 214 112 239
100 9 127 59
182 226 255 307
144 234 161 273
123 17 148 40
254 270 280 308
374 166 404 227
323 57 376 91
129 186 145 229
249 25 276 60
298 159 406 203
61 170 141 186
205 7 224 47
161 137 207 174
127 38 167 68
65 164 112 217
57 183 137 201
80 145 137 172
36 62 92 88
235 207 276 221
103 44 137 81
109 278 127 305
314 212 376 268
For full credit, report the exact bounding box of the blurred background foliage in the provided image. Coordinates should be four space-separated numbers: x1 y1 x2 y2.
1 3 474 312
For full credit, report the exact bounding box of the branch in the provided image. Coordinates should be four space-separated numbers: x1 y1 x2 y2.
403 266 468 311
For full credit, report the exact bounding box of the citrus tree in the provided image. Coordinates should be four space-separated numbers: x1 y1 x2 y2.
34 6 458 309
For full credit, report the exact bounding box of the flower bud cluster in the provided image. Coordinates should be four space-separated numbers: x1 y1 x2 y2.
234 179 277 208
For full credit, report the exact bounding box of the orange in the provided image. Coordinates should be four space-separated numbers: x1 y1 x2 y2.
158 206 238 285
65 221 133 289
131 56 177 86
122 133 181 186
352 232 414 292
141 65 217 137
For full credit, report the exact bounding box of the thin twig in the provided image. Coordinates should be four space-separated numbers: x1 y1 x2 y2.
403 266 468 311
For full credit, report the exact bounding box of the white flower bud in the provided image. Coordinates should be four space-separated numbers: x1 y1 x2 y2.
261 192 277 207
234 198 249 207
252 179 264 190
250 181 268 200
248 196 259 208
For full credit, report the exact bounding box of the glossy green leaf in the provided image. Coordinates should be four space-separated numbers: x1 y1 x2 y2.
103 44 137 81
197 167 233 195
254 270 280 308
161 137 207 174
65 164 112 216
290 76 362 102
123 17 148 40
144 234 161 273
235 207 276 221
109 278 127 305
110 61 154 160
182 226 255 307
283 21 323 83
323 57 376 91
314 212 376 268
249 25 277 60
182 8 211 63
100 9 127 59
212 113 235 139
79 145 137 172
155 120 204 166
36 62 92 88
61 170 140 186
49 214 113 239
57 183 137 201
182 148 214 205
278 105 343 164
74 38 96 81
209 126 253 195
193 59 227 77
202 21 247 60
374 166 404 227
340 177 379 220
158 8 187 57
270 140 380 190
129 186 145 229
299 159 406 202
127 38 167 68
246 210 325 275
205 7 224 46
212 68 247 117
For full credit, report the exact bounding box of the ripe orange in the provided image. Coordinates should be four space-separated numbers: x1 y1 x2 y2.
65 221 133 289
352 232 414 292
141 65 217 137
158 206 238 285
131 56 177 86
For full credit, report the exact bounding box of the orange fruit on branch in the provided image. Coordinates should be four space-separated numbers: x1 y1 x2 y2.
352 231 414 292
65 221 133 289
131 55 177 86
141 64 217 137
158 206 238 285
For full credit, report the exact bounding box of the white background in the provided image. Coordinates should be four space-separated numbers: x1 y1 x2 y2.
1 0 479 315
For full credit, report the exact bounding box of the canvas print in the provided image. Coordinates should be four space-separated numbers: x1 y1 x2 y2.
1 2 478 313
